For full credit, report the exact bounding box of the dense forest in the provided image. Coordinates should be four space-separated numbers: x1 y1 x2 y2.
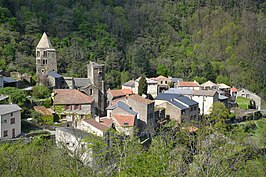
0 0 265 97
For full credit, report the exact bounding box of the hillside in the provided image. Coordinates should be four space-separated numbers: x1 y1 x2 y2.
0 0 265 98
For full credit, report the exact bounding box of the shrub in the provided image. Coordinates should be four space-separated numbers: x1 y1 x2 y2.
42 115 54 125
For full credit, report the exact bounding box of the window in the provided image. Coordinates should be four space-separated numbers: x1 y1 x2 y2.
11 113 13 117
3 130 8 137
41 69 44 73
11 118 15 124
43 51 47 57
37 59 40 64
43 60 46 65
37 51 40 57
2 119 7 123
65 105 71 110
161 81 163 84
89 89 93 95
190 116 193 120
165 81 167 84
74 105 80 110
190 107 193 111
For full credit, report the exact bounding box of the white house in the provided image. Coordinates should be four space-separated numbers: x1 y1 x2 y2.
55 127 92 164
0 104 21 140
134 77 158 98
76 118 111 137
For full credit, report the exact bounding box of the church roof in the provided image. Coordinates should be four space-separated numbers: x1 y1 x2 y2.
73 78 92 88
37 32 54 49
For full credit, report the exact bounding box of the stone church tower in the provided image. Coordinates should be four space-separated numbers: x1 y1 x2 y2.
87 62 106 115
36 32 57 83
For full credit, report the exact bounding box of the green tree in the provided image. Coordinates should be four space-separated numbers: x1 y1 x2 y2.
138 75 147 96
32 85 51 99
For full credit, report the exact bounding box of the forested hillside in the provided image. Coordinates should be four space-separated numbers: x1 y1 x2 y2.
0 0 265 97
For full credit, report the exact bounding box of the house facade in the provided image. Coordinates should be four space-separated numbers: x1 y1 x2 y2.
0 104 21 140
53 89 95 123
126 94 155 133
166 88 219 115
155 93 199 124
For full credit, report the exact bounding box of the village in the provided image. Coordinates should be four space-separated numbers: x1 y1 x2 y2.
0 33 264 164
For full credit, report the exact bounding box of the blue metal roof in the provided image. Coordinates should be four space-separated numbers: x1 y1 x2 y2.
156 93 198 110
3 76 17 83
107 101 138 116
48 71 62 78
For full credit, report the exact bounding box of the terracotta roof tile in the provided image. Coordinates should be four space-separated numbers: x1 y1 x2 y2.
113 115 135 127
83 119 109 132
231 87 238 92
34 106 53 116
178 81 200 87
99 117 113 127
129 94 154 105
109 89 133 98
54 89 94 105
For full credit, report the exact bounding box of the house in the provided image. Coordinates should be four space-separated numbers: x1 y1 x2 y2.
165 88 219 115
155 93 199 124
76 118 111 137
53 89 95 123
237 88 261 110
122 80 135 90
134 77 158 98
176 81 200 90
55 127 92 164
47 71 64 89
150 75 171 94
0 104 21 140
230 87 238 101
217 83 231 97
201 81 218 90
107 89 133 106
169 77 183 87
106 100 138 119
112 115 136 136
126 94 155 133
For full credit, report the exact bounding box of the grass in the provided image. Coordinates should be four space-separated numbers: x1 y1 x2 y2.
236 96 251 110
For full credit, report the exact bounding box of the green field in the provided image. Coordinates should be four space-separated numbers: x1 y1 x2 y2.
236 96 251 110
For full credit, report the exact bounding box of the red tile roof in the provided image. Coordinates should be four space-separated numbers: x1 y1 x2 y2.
54 89 94 105
178 81 199 87
109 89 133 98
99 117 113 127
83 119 109 132
128 94 154 105
113 115 135 127
34 106 53 116
231 87 238 92
150 75 168 81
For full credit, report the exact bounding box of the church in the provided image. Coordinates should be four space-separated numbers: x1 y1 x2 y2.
36 32 106 116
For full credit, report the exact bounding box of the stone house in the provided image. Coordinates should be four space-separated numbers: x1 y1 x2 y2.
201 81 218 90
76 118 112 137
107 89 133 106
134 77 158 98
166 88 219 115
237 88 261 110
176 81 200 90
150 75 171 94
112 115 136 136
55 127 92 164
0 104 21 140
155 93 199 124
53 89 95 124
126 94 155 133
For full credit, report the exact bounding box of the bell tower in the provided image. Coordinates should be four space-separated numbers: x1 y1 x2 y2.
87 61 106 115
36 32 57 82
